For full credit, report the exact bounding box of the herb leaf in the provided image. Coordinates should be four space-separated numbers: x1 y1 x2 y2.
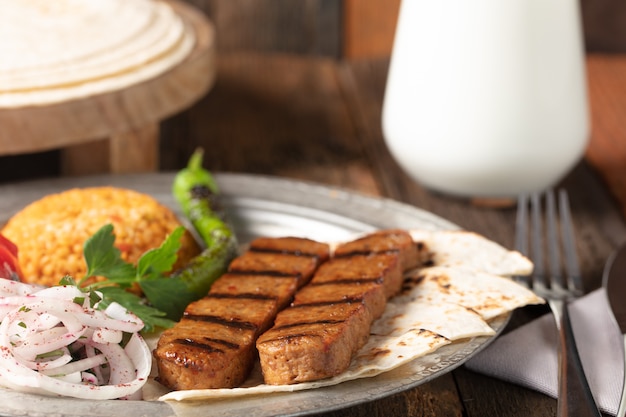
139 277 198 323
74 224 186 332
59 275 78 287
82 224 136 286
136 226 184 281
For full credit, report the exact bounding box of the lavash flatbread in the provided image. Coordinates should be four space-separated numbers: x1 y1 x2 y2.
154 229 543 403
0 0 195 107
0 0 154 72
409 229 534 276
397 266 543 320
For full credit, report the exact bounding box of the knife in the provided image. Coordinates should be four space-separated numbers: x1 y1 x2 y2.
602 243 626 417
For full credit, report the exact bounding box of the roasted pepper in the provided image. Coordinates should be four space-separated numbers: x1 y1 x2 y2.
168 149 238 314
172 148 235 250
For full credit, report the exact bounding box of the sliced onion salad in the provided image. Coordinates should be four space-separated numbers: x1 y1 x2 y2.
0 280 151 400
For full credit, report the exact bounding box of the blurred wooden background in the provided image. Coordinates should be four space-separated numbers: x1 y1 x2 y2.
185 0 626 58
1 0 625 184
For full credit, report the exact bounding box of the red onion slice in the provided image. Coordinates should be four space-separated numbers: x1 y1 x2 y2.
0 284 151 400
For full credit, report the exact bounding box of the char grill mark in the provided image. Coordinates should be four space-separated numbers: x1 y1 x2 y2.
308 277 384 286
206 292 277 301
249 236 330 262
227 269 303 278
154 236 330 390
270 319 347 332
333 229 422 271
261 333 323 343
257 229 417 385
227 252 320 288
289 297 365 308
294 280 387 321
333 248 400 258
248 247 322 259
209 273 300 312
308 253 403 298
175 336 240 350
172 338 226 354
183 313 259 331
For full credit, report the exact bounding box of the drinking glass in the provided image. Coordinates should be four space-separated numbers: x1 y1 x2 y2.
382 0 590 198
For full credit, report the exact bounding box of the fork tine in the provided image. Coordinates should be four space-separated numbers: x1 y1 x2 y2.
516 189 600 415
558 190 584 295
515 194 529 255
530 192 546 292
545 189 565 292
514 194 531 288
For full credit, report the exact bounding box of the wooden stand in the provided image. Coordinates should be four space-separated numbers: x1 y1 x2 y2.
0 0 216 176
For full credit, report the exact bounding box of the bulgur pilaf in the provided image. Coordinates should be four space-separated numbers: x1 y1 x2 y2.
1 186 201 287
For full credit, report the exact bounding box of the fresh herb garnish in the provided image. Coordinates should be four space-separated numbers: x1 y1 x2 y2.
63 224 196 333
36 349 64 360
72 296 85 305
82 226 136 283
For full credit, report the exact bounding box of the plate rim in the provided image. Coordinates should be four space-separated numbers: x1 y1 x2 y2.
0 172 507 417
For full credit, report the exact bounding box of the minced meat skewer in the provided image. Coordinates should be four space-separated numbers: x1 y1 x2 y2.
154 236 330 390
256 230 419 385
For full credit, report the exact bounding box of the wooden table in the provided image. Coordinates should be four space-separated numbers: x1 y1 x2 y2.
4 51 626 416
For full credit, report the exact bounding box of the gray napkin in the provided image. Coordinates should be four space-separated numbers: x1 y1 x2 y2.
465 288 623 416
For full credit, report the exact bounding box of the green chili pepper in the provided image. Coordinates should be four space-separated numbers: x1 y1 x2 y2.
170 148 239 309
172 148 219 216
172 148 237 250
169 233 236 313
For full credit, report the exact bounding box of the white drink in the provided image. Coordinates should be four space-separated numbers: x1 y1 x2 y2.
382 0 589 198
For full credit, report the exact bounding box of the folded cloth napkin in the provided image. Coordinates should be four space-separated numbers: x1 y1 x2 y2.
465 288 623 416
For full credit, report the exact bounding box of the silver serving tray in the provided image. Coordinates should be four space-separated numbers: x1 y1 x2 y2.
0 173 507 417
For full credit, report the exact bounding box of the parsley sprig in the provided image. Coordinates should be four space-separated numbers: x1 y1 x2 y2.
66 224 196 333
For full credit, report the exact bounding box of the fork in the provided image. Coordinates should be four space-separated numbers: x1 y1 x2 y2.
515 189 601 417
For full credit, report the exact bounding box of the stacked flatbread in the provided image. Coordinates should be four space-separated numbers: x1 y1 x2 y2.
0 0 194 107
156 229 543 402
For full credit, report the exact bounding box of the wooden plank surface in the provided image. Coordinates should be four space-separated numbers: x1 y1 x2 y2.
186 0 341 57
161 52 379 194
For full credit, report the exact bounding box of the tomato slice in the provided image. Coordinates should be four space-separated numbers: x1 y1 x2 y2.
0 234 18 258
0 235 23 281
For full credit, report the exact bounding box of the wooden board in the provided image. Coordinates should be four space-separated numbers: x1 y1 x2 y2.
0 0 216 175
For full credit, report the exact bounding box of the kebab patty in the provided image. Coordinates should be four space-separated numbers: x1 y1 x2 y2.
256 230 419 385
154 236 330 390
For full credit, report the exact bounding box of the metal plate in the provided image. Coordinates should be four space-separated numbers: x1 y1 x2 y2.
0 173 508 417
